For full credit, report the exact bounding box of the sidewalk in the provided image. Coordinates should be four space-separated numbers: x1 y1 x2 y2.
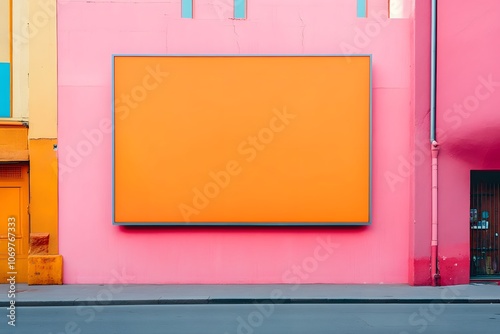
0 283 499 307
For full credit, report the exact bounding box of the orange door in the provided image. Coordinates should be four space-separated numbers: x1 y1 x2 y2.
0 164 29 283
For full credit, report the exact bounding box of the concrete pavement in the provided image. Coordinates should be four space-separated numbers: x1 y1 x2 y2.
0 283 499 306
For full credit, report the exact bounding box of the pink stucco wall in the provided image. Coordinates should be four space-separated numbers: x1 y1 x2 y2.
58 0 415 284
436 0 500 285
408 0 432 286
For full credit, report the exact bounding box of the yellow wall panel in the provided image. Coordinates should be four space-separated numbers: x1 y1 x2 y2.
12 0 29 120
0 0 9 62
29 139 58 254
28 0 57 138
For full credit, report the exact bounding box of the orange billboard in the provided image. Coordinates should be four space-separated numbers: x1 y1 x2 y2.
113 55 371 225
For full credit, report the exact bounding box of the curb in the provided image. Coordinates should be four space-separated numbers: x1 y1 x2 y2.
2 298 500 307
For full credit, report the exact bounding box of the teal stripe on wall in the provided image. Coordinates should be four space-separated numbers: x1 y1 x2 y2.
234 0 246 19
357 0 367 17
0 62 10 118
181 0 193 18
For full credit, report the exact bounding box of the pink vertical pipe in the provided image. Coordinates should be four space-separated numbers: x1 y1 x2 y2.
431 141 439 286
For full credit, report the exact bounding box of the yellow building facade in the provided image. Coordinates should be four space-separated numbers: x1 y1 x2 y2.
0 0 61 284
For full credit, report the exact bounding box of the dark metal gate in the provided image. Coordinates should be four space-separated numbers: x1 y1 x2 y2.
470 171 500 277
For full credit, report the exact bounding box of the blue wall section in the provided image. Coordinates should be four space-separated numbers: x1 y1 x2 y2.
0 62 10 118
181 0 246 19
234 0 246 19
357 0 367 17
181 0 193 18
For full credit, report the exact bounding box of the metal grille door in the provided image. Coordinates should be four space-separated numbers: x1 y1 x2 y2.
470 171 500 277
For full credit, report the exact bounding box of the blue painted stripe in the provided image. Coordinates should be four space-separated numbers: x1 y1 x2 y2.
357 0 367 17
0 62 11 118
234 0 246 19
181 0 193 18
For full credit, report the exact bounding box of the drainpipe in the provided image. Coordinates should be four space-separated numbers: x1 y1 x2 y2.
430 0 440 286
431 141 439 285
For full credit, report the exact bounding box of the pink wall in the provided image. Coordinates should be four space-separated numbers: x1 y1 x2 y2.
408 0 432 286
58 0 415 284
436 0 500 285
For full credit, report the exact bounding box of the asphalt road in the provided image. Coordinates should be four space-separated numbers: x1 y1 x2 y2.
2 304 500 334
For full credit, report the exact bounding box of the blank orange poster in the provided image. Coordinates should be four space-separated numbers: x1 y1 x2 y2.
113 55 371 225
